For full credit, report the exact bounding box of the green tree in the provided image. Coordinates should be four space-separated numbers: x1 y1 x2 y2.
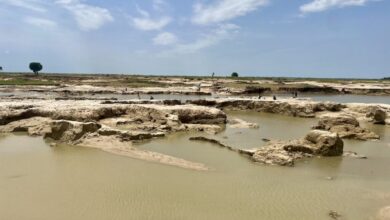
0 66 3 71
231 72 239 77
29 62 43 75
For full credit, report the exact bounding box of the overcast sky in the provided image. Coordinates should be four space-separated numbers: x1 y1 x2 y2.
0 0 389 78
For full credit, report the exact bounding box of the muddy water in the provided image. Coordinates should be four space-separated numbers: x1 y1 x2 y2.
1 112 389 220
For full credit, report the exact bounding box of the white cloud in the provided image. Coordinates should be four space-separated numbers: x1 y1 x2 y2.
56 0 113 31
0 0 46 12
24 16 57 28
192 0 268 25
130 4 171 31
136 4 150 17
132 16 171 31
164 24 239 54
300 0 371 13
153 32 177 45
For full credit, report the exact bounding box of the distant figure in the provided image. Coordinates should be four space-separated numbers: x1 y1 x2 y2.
150 96 154 100
258 95 262 99
137 92 141 100
273 95 277 101
197 83 201 92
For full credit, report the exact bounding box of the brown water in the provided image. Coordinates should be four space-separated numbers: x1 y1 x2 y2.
1 112 389 220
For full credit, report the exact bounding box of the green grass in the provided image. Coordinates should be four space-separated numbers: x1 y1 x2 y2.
0 78 59 86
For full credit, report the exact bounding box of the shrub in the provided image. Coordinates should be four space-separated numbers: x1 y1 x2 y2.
29 62 43 75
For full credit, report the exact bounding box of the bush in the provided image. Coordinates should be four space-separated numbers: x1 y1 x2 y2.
231 72 239 77
29 62 43 75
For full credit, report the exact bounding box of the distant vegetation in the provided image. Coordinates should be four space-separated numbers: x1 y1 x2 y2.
383 77 390 80
0 78 57 86
0 66 2 71
231 72 239 77
29 62 43 75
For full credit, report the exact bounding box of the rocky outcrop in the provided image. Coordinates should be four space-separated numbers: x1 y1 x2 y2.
188 132 343 167
0 100 226 124
345 103 390 124
251 130 343 166
0 100 226 171
189 136 236 151
168 105 226 124
343 151 367 159
43 120 207 171
313 115 380 140
188 98 345 118
184 124 224 134
366 107 387 124
227 118 259 129
0 117 52 136
44 120 102 143
304 130 344 156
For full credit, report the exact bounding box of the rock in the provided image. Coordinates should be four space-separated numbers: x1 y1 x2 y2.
370 108 387 125
184 124 224 134
377 206 390 220
0 117 52 136
313 115 360 130
228 118 259 129
252 144 296 166
162 100 182 105
238 148 257 156
262 138 271 142
44 120 102 143
168 105 226 124
251 130 343 166
313 115 380 141
283 140 316 154
343 151 367 159
186 99 217 107
305 130 344 156
189 136 236 151
328 210 342 220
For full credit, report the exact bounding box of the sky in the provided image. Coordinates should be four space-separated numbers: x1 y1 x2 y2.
0 0 389 78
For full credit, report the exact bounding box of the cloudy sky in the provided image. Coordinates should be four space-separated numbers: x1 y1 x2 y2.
0 0 389 78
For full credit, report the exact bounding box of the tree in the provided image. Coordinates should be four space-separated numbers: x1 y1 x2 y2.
29 62 43 75
231 72 239 77
0 66 2 71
